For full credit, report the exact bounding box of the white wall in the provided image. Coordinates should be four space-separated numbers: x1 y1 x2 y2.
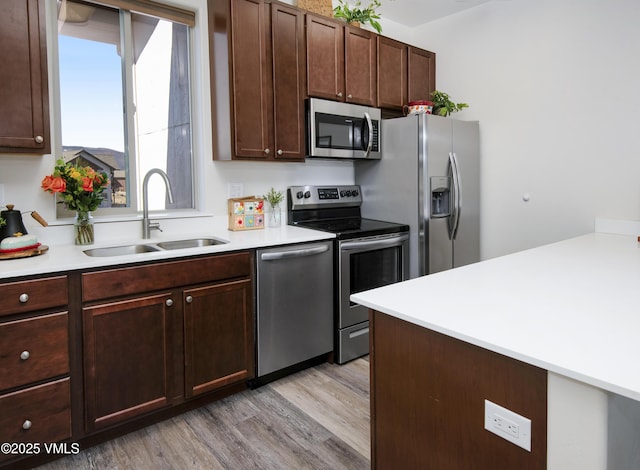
411 0 640 258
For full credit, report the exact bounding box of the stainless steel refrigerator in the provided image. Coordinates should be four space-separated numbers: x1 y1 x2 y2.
355 113 480 278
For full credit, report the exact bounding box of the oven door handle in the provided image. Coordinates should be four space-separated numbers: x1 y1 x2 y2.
340 234 409 252
260 244 329 261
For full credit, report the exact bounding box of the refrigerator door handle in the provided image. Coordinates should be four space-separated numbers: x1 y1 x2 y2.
449 152 462 239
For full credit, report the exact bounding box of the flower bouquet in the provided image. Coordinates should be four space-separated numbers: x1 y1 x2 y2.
42 159 109 245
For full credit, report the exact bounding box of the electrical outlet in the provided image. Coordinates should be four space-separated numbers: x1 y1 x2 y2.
484 400 531 451
227 183 244 199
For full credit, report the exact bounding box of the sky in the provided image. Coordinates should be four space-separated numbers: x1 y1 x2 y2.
58 35 125 152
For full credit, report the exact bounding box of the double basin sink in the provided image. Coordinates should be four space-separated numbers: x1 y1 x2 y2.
83 237 228 257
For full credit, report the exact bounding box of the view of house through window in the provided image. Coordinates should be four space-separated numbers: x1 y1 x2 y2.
56 0 194 216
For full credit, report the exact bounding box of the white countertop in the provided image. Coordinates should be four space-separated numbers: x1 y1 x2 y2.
351 232 640 402
0 217 334 280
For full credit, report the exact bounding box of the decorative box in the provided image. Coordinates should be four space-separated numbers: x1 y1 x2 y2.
228 197 265 231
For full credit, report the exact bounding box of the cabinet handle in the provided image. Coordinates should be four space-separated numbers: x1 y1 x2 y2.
277 149 283 156
19 293 29 303
185 295 193 304
264 148 270 155
22 420 32 430
34 136 44 144
336 92 343 98
165 299 173 307
20 351 30 361
347 94 353 99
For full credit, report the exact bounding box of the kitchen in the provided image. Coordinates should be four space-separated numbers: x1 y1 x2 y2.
2 0 640 468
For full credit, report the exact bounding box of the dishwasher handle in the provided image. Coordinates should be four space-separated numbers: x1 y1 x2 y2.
260 244 329 261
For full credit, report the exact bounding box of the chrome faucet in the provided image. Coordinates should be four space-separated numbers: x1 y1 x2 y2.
142 168 174 239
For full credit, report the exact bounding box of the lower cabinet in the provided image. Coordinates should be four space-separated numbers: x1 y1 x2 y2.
82 293 176 431
81 252 254 433
184 279 253 397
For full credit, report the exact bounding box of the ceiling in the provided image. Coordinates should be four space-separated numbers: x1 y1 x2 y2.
377 0 493 27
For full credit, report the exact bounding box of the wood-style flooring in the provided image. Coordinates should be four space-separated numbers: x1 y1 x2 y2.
36 358 370 469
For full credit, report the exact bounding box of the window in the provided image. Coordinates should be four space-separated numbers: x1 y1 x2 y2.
56 0 195 216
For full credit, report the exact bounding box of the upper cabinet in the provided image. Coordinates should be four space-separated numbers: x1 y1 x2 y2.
377 37 437 112
407 46 436 104
229 0 306 161
377 36 407 110
213 0 436 161
0 0 50 154
306 14 377 106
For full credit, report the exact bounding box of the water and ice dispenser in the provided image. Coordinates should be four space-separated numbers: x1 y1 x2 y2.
430 176 451 218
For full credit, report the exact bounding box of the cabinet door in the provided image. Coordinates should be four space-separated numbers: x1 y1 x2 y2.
306 14 345 101
271 2 306 160
83 293 175 431
0 0 50 154
407 46 436 103
344 25 377 106
184 279 253 398
377 36 407 110
230 0 272 158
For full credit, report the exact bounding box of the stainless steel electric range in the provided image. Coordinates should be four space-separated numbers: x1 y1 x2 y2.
288 185 409 364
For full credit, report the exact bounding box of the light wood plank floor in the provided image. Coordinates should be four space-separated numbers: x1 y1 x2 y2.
37 358 370 470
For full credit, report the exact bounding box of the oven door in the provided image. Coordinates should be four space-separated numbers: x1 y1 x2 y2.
338 232 409 329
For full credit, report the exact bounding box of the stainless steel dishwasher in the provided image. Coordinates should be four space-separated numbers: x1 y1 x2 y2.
256 240 334 380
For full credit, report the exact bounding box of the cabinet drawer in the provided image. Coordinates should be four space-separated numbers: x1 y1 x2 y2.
0 276 68 318
82 252 252 302
0 378 71 446
0 313 69 390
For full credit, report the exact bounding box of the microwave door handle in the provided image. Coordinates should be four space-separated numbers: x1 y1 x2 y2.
363 112 373 157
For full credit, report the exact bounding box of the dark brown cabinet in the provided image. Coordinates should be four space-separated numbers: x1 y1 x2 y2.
377 36 407 110
230 0 306 160
377 37 436 112
306 14 377 106
82 293 176 431
0 0 50 154
184 279 253 398
0 276 71 466
407 46 436 104
81 252 254 432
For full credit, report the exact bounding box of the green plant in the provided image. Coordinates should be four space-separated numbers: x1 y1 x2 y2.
430 90 469 117
333 0 382 34
262 187 284 207
0 216 5 228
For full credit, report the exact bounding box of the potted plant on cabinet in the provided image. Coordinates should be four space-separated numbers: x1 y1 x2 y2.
333 0 383 33
430 90 469 117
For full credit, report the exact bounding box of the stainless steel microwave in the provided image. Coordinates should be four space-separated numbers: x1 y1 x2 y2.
307 98 381 159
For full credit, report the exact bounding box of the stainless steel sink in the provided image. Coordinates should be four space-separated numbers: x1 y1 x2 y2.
156 238 227 250
84 244 161 257
83 237 228 257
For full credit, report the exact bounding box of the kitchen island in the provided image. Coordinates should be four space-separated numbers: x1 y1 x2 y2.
352 229 640 469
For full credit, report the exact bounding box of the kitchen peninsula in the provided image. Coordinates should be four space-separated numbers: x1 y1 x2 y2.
352 225 640 469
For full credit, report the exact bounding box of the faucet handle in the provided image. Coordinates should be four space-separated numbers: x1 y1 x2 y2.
149 222 163 232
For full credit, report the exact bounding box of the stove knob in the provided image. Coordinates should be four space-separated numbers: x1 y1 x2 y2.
296 191 304 199
345 190 352 197
304 191 311 198
340 190 346 197
352 189 359 197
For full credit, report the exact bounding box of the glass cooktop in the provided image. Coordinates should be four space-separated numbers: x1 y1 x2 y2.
294 217 409 240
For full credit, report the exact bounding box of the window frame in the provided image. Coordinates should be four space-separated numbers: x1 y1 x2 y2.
49 0 203 221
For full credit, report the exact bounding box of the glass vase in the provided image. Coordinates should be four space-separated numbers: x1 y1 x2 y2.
267 203 281 228
74 211 95 245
